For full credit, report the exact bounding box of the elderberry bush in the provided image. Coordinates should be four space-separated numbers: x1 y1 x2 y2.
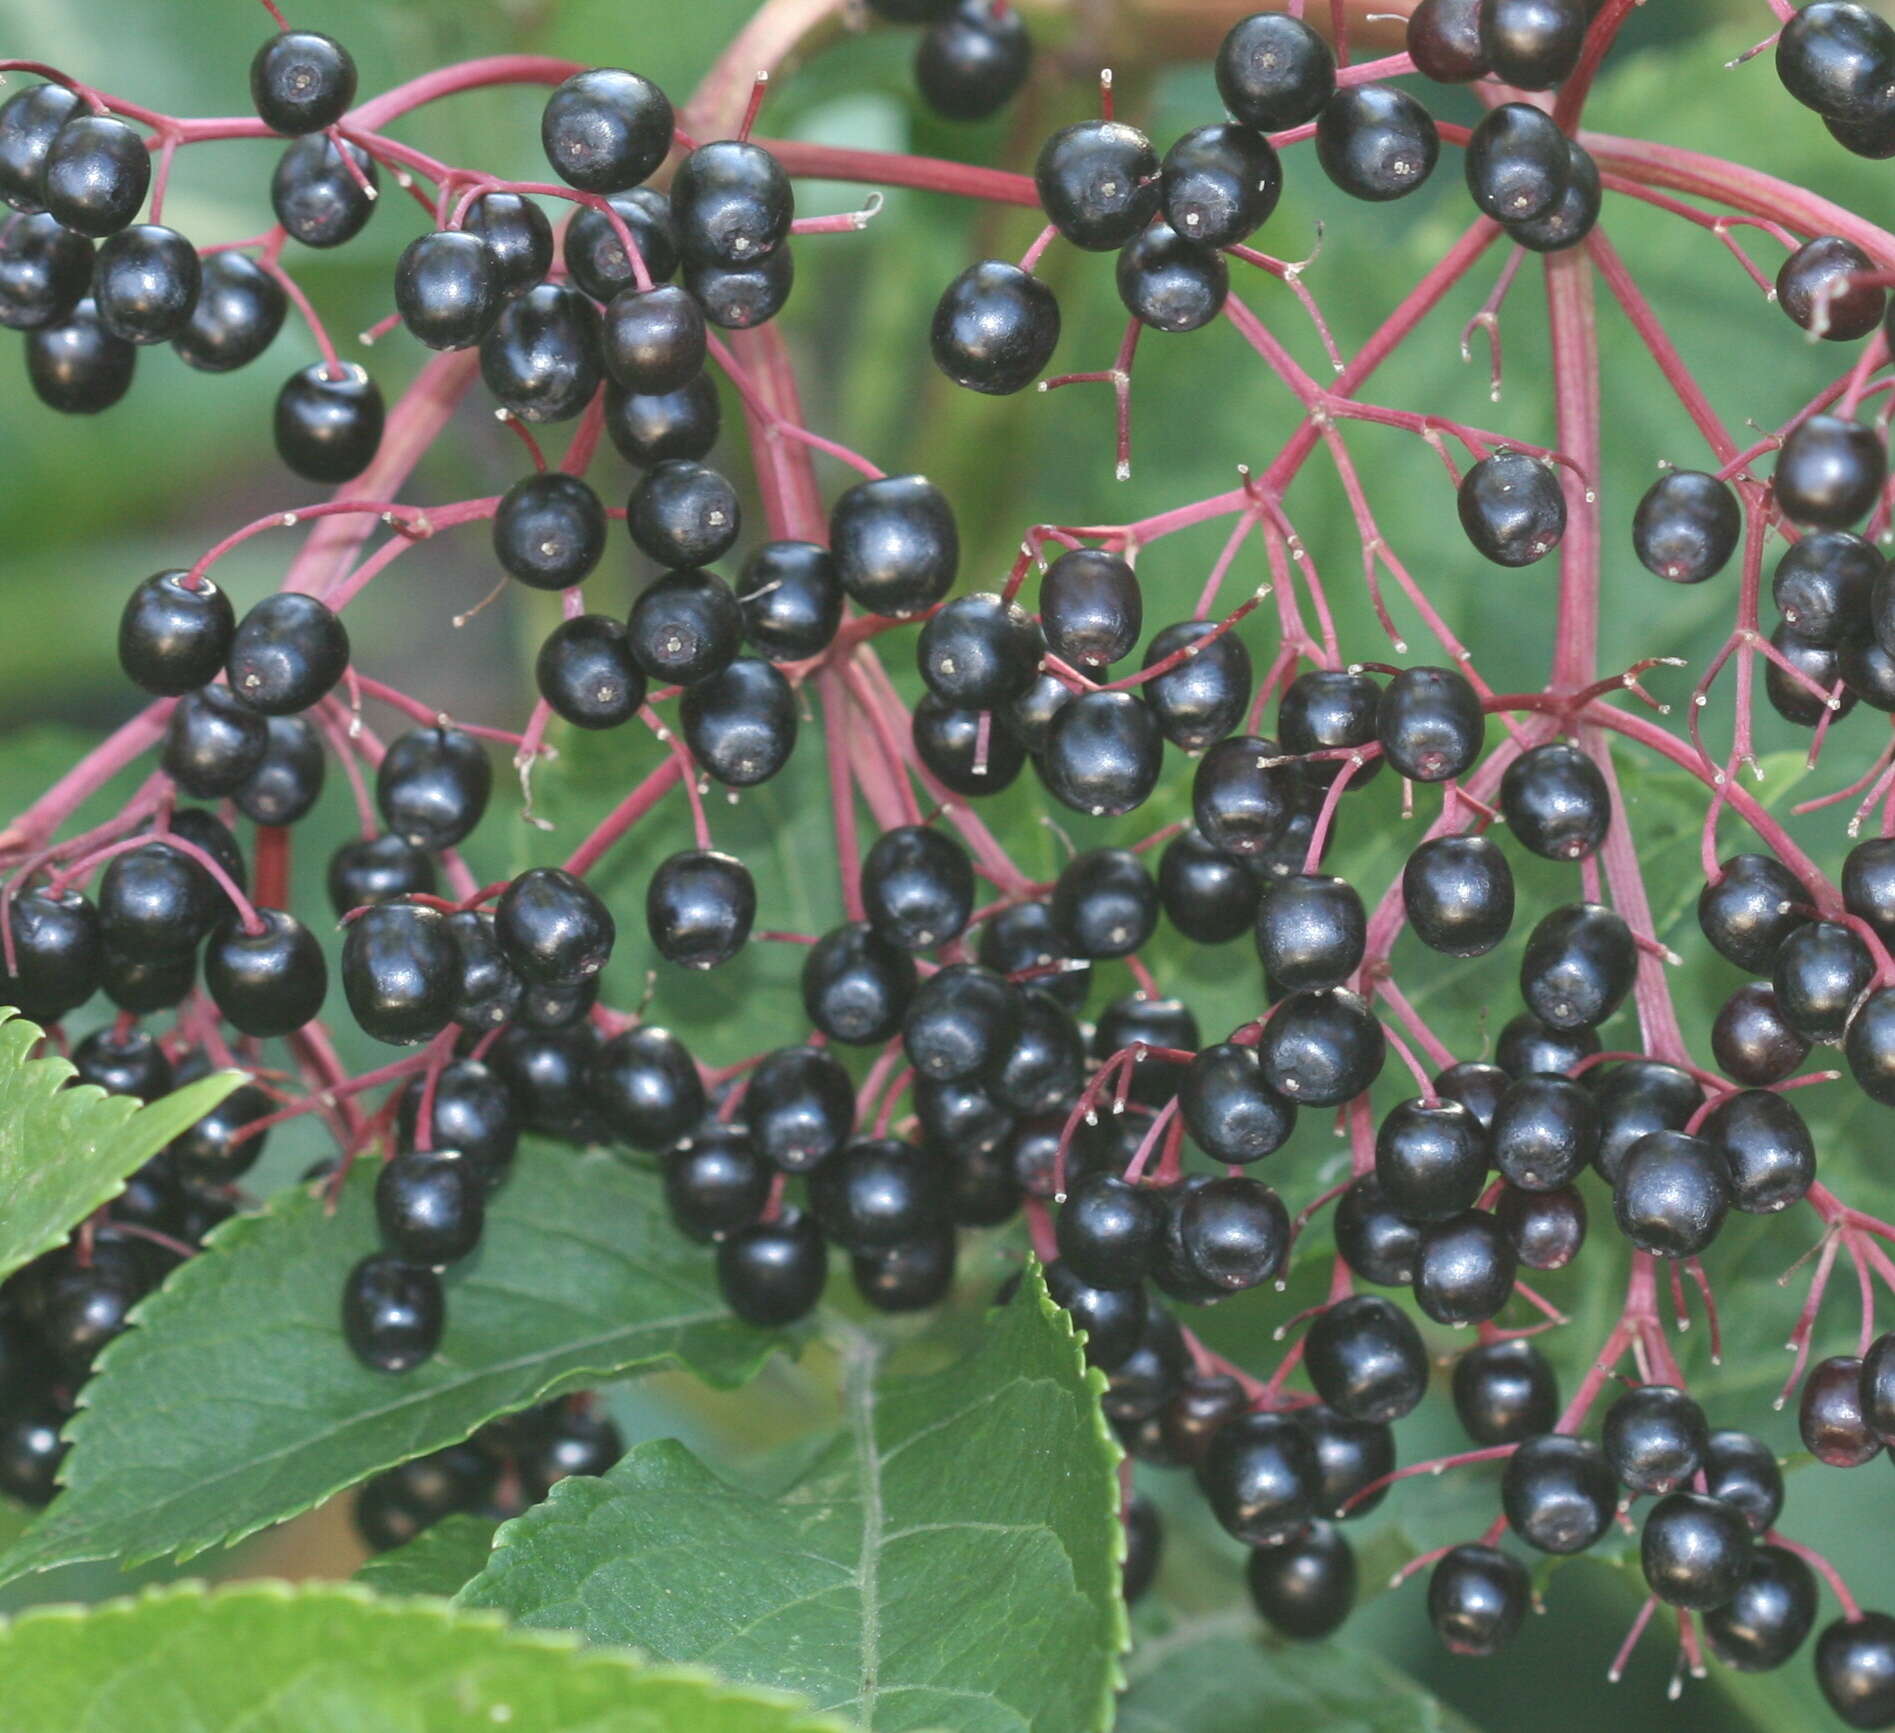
5 0 1895 1729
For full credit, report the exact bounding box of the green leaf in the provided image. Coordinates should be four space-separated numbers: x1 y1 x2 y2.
0 1144 779 1588
1114 1614 1477 1733
0 1008 239 1285
0 1580 850 1733
354 1512 500 1600
459 1262 1128 1732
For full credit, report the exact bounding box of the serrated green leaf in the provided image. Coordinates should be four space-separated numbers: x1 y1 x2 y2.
0 1144 779 1588
1114 1614 1477 1733
0 1008 240 1285
0 1580 850 1733
354 1511 501 1599
459 1262 1127 1732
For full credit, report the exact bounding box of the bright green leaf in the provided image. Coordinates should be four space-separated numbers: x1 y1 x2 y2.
459 1263 1128 1732
1114 1613 1477 1733
0 1580 850 1733
354 1512 501 1600
0 1008 239 1285
0 1145 779 1588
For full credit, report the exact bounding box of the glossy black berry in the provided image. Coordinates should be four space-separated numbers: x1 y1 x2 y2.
1374 1096 1487 1222
71 1026 171 1101
1503 1431 1615 1554
563 188 675 301
464 191 556 299
394 229 499 351
1816 1610 1895 1728
1333 1172 1421 1287
1774 918 1872 1042
917 592 1039 708
1158 828 1260 944
274 361 384 482
1613 1129 1731 1258
1765 623 1852 726
375 727 490 852
1703 1546 1819 1673
0 82 81 213
1048 849 1155 960
1199 1410 1319 1546
235 715 325 825
251 30 356 134
1305 1293 1427 1424
1413 1208 1516 1325
1428 1545 1529 1656
271 134 375 248
536 614 643 729
1700 853 1808 970
915 0 1032 122
0 210 93 332
3 888 102 1025
1035 120 1160 251
671 140 792 268
342 900 458 1045
600 282 704 395
682 243 794 330
496 868 613 988
162 684 269 798
1603 1383 1708 1498
605 348 719 447
88 222 198 348
913 692 1027 795
1641 1489 1752 1610
398 1060 518 1190
1315 84 1439 202
662 1127 769 1243
1802 1354 1883 1466
646 849 755 969
628 569 743 684
342 1252 444 1373
739 1045 851 1175
1847 986 1895 1104
1695 1429 1782 1538
1247 1521 1355 1641
98 840 215 959
1215 12 1335 130
26 297 135 413
1378 666 1484 784
830 475 958 618
1175 1175 1289 1294
1159 124 1280 252
227 592 350 718
1402 834 1514 957
587 1024 703 1150
1520 901 1636 1032
117 570 232 698
1040 548 1140 669
736 540 840 662
1180 1041 1295 1163
1636 467 1750 591
979 898 1090 1009
1778 2 1895 120
1712 982 1810 1088
1465 103 1571 224
1777 530 1881 645
803 921 917 1044
1505 138 1600 252
376 1147 484 1266
903 963 1020 1083
328 834 436 918
1259 987 1384 1106
1864 1332 1895 1443
628 458 741 568
1778 234 1885 341
541 68 673 193
1278 669 1382 789
1255 873 1365 991
863 825 974 951
1453 1338 1558 1445
42 113 149 238
1500 741 1609 861
1489 1075 1595 1192
205 908 327 1037
491 1023 601 1140
1095 993 1200 1104
1777 413 1886 528
481 283 602 423
1142 620 1252 751
1459 450 1566 566
1481 0 1587 88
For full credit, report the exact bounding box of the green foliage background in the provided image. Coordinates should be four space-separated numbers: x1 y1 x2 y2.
0 0 1890 1728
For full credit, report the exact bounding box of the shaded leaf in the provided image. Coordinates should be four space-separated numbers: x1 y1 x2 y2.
1115 1613 1477 1733
0 1580 849 1732
0 1008 239 1285
354 1512 500 1600
460 1262 1127 1732
0 1145 778 1586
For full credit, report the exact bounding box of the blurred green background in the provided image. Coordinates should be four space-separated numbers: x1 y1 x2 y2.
3 0 1892 1728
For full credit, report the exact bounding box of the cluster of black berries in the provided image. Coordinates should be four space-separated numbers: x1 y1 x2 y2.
1777 0 1895 159
0 1052 271 1508
354 1393 623 1552
865 0 1032 124
931 1 1609 398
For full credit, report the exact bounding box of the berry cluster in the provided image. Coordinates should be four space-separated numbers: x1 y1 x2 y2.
5 0 1895 1726
353 1393 624 1553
